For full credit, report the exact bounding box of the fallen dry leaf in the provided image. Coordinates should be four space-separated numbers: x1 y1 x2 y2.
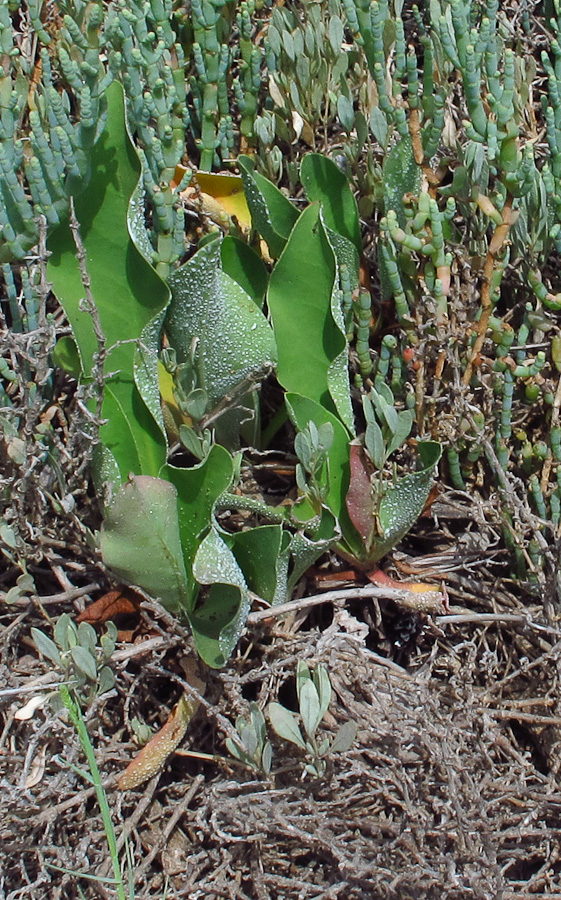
77 586 143 640
25 744 47 788
118 694 198 791
14 694 46 721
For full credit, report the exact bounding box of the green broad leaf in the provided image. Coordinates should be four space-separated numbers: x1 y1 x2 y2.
165 236 277 413
165 445 234 592
383 134 422 228
300 154 362 254
31 628 62 666
329 720 357 754
221 236 269 307
190 527 249 668
70 645 98 682
371 440 442 562
369 106 389 149
268 702 307 750
47 81 169 482
268 206 352 428
230 524 286 603
52 336 83 380
285 513 341 592
99 474 190 616
238 155 300 258
299 678 323 740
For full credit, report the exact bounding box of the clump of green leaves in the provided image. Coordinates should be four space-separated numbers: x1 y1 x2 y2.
32 614 117 702
225 702 273 776
268 662 357 778
294 421 335 512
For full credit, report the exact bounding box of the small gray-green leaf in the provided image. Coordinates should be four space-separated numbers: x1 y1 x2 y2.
268 701 307 749
299 679 323 739
54 613 75 654
314 664 332 720
261 741 273 774
337 94 355 133
77 621 97 652
70 645 98 681
98 665 115 694
369 106 388 149
386 409 414 457
365 421 386 470
31 628 62 666
179 425 205 460
329 720 358 753
296 660 312 703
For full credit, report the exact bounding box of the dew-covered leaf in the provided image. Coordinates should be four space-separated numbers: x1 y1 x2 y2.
300 154 362 254
370 441 442 562
221 236 269 307
165 236 277 416
239 155 300 257
230 524 285 603
190 527 249 668
47 81 169 483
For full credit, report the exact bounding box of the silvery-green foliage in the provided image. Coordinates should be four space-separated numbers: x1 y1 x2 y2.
32 613 117 702
225 703 273 775
264 0 364 161
268 662 357 778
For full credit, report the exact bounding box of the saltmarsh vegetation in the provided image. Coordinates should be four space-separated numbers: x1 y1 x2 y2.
3 0 561 673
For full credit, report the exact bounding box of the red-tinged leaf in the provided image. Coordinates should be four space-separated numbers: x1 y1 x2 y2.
345 443 376 549
118 694 197 791
77 586 142 626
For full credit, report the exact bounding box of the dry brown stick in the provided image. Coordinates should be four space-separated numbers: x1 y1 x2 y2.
435 612 561 634
7 582 99 607
477 709 561 726
462 193 515 386
246 584 447 625
541 371 561 497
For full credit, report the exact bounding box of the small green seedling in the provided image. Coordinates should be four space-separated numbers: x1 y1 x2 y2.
32 613 117 702
225 702 273 776
294 421 335 510
268 662 357 777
